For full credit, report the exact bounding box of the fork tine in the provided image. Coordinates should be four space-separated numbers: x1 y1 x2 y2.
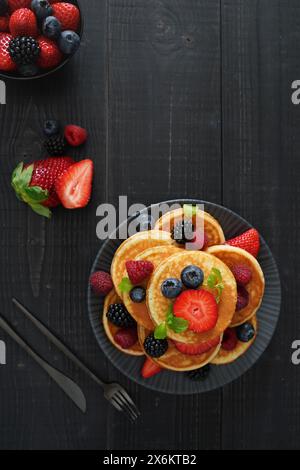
115 391 139 421
118 389 140 417
113 393 138 421
110 396 123 413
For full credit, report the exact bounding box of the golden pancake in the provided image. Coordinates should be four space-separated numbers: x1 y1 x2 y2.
111 230 174 297
212 316 257 365
206 245 265 326
122 245 181 329
103 290 144 356
147 250 237 344
138 325 221 371
154 207 225 247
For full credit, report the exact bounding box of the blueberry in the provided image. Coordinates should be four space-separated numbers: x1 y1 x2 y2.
43 120 60 137
130 286 146 303
236 323 255 343
161 278 183 299
31 0 53 21
18 64 39 77
58 30 81 55
0 0 8 16
181 265 204 289
42 16 61 39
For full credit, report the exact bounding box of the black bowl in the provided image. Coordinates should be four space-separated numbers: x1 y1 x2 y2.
0 0 83 81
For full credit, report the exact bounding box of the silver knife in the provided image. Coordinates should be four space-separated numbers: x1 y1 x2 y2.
0 314 86 413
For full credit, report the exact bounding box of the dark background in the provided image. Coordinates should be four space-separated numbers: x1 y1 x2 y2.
0 0 299 450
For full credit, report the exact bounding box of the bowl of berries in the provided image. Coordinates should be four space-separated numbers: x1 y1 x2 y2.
0 0 83 79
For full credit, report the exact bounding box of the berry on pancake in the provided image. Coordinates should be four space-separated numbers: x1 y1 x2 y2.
221 328 238 351
171 219 194 244
236 322 255 342
107 303 136 328
173 289 218 333
231 264 252 286
125 260 154 284
174 336 220 356
236 286 249 311
144 333 168 358
114 327 138 350
181 265 204 289
226 228 260 258
161 277 183 299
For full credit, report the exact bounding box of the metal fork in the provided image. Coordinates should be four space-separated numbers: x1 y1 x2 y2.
12 298 140 422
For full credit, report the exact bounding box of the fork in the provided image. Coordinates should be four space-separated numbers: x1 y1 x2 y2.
12 298 140 422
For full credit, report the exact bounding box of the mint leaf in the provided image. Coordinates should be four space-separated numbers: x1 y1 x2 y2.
168 316 189 333
154 322 167 339
205 268 224 303
207 272 217 289
183 204 198 217
29 203 51 219
166 304 174 325
212 268 222 282
119 277 133 293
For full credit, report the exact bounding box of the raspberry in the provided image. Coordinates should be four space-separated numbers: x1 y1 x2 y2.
236 286 250 311
231 264 252 286
222 328 238 351
125 260 154 284
114 327 138 350
89 271 113 296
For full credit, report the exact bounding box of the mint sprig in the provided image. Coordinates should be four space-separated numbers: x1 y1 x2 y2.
118 277 133 293
183 204 199 217
154 304 189 339
206 268 224 303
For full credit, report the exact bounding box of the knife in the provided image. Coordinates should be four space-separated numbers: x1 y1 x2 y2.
0 314 87 413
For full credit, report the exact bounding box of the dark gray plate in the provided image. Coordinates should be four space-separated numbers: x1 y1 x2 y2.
87 200 281 394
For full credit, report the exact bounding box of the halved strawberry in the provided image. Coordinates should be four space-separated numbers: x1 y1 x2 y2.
55 159 93 209
173 289 218 333
174 336 220 355
226 228 260 258
141 357 162 379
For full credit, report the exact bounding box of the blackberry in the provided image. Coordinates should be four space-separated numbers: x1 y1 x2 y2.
144 333 168 358
186 364 211 381
44 135 67 156
171 220 194 244
9 36 40 66
107 303 136 328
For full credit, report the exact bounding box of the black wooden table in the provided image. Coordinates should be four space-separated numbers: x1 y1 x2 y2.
0 0 298 450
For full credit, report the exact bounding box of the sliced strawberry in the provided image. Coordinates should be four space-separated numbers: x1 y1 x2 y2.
114 327 138 350
222 328 238 351
174 336 220 355
141 357 162 378
64 124 87 147
173 289 218 333
55 159 93 209
125 260 154 284
226 228 260 258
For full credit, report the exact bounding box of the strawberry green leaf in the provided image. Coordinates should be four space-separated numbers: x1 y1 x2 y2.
29 203 51 219
24 186 49 204
183 204 198 217
168 316 189 333
119 277 133 293
154 322 167 339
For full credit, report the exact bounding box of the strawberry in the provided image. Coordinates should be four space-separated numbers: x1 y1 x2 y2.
11 157 74 218
231 264 252 286
37 36 63 69
114 327 138 350
174 336 220 356
9 8 38 37
173 289 218 333
125 260 154 284
52 2 80 31
141 358 162 379
55 159 93 209
0 32 16 71
89 271 113 296
236 286 249 311
64 124 87 147
222 328 238 351
0 16 9 32
8 0 31 12
226 228 260 258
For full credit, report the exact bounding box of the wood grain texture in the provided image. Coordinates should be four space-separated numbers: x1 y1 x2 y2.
0 0 296 450
221 0 299 449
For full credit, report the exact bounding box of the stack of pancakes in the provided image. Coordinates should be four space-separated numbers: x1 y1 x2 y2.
103 208 265 372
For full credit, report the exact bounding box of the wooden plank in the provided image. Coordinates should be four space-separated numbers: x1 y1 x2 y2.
221 0 300 449
107 0 222 449
0 0 108 450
